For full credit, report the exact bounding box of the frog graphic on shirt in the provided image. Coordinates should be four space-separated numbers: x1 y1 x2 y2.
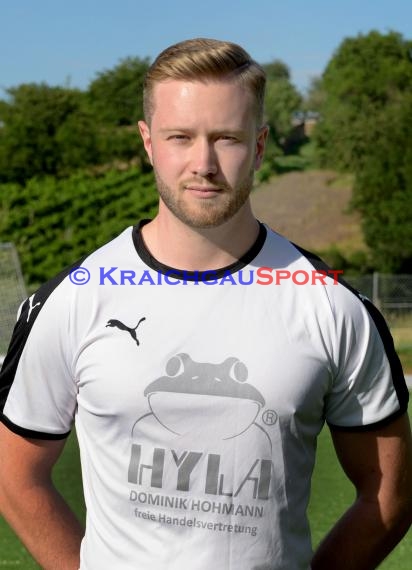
128 354 280 502
131 353 273 448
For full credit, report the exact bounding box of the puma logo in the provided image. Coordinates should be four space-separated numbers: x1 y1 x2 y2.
27 294 41 323
106 317 146 346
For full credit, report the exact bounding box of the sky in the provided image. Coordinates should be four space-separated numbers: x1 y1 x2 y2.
1 0 412 98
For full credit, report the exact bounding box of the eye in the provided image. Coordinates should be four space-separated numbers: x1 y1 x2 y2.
229 360 248 382
218 135 237 142
168 134 189 142
166 356 183 376
165 353 188 376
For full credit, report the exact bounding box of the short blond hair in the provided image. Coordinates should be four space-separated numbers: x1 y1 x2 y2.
143 38 266 127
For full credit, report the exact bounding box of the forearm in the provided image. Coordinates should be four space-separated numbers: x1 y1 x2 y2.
311 496 412 570
1 481 84 570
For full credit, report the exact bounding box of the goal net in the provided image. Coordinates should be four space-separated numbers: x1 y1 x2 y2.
0 243 27 363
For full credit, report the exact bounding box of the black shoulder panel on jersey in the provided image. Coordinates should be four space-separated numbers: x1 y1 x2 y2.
293 243 409 421
0 256 88 427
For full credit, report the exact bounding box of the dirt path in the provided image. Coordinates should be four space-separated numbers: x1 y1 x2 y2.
251 170 365 253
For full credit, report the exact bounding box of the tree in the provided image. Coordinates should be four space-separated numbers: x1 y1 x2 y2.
262 60 290 82
55 109 100 175
312 30 412 272
302 76 326 112
351 96 412 272
313 30 412 170
85 56 150 168
262 60 302 152
0 84 100 183
265 78 302 144
87 57 149 126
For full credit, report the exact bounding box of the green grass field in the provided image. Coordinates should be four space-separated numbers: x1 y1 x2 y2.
1 408 412 569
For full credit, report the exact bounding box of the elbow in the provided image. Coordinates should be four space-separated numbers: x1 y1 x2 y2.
378 491 412 537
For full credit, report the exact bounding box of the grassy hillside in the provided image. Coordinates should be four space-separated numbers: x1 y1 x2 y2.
251 170 363 254
0 168 158 289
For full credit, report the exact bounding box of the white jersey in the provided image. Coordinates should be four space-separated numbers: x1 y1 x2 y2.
0 222 408 570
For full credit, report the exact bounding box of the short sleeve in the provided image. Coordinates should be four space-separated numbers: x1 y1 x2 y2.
324 287 408 430
0 270 78 440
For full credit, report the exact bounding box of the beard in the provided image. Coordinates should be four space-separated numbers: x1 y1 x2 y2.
153 166 255 229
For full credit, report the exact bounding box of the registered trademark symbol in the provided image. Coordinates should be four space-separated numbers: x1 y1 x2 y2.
262 409 278 426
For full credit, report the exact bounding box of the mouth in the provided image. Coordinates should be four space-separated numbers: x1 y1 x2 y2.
184 185 223 197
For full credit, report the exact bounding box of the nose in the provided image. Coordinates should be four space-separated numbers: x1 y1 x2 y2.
190 138 218 177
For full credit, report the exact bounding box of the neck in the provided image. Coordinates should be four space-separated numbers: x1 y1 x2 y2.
141 201 259 271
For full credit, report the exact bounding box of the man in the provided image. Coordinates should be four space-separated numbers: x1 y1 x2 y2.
0 38 411 570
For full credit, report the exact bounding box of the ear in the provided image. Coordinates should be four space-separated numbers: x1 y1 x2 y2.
254 125 269 170
138 120 153 165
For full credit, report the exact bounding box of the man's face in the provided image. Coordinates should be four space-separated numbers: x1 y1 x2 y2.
138 80 267 229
